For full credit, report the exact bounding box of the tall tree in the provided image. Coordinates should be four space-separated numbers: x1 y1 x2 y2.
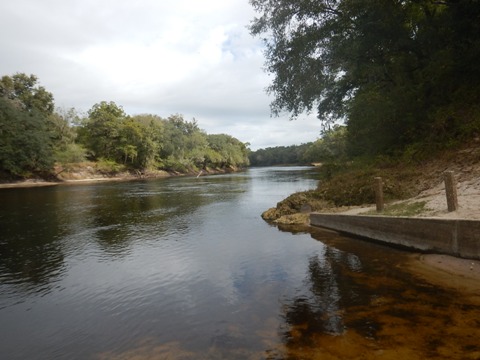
207 134 250 168
0 98 55 176
0 73 54 115
78 101 127 160
129 114 163 169
0 73 57 177
159 115 208 171
250 0 480 156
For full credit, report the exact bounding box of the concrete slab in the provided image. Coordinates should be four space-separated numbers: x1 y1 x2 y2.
310 213 480 260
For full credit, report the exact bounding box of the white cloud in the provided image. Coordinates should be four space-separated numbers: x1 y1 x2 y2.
0 0 321 150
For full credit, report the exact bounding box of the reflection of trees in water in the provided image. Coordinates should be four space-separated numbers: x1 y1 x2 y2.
78 177 249 254
281 246 371 347
0 232 65 287
0 188 66 290
0 175 250 292
87 182 213 252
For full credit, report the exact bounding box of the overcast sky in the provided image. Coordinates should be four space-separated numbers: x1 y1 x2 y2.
0 0 321 150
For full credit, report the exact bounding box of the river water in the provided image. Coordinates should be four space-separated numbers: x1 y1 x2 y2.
1 167 479 359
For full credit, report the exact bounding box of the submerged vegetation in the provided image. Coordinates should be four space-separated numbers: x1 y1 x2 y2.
0 73 250 181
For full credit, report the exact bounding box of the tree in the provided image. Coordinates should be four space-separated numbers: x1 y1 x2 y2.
207 134 250 168
159 115 209 171
49 108 79 149
0 73 58 177
78 101 127 160
248 143 311 166
250 0 480 156
0 73 54 115
302 125 347 163
49 107 87 164
129 114 163 169
0 97 55 176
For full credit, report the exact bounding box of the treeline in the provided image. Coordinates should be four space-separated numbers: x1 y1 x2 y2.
249 143 312 166
0 73 249 179
249 125 347 166
250 0 480 159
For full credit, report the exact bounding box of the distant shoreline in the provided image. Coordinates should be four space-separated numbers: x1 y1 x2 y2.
0 167 244 189
0 180 60 189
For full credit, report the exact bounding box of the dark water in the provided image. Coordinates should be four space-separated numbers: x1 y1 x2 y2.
1 167 479 360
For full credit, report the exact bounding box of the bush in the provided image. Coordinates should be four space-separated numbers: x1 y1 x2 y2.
55 143 87 164
95 158 125 174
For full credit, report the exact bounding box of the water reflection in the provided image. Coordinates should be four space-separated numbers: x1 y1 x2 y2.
0 176 249 297
1 168 480 359
0 188 66 291
275 226 480 359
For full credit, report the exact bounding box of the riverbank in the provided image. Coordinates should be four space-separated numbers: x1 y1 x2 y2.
264 143 480 295
0 165 244 189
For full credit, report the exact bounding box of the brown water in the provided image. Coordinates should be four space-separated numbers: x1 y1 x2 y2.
1 167 479 359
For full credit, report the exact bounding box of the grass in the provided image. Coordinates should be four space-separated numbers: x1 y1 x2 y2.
362 201 430 217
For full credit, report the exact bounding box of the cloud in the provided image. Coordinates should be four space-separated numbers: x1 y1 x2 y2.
0 0 322 150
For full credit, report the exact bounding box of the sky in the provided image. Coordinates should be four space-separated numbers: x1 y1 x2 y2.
0 0 321 150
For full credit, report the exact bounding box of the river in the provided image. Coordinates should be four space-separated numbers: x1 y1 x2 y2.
1 167 479 359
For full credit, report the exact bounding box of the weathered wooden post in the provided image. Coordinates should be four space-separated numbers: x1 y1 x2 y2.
375 177 384 212
444 171 458 212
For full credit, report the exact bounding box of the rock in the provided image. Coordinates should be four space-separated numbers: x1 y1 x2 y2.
274 213 310 225
261 208 279 221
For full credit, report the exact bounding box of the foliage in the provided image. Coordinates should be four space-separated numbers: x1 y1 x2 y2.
49 111 76 147
0 96 55 177
95 158 126 175
249 143 312 166
74 104 251 173
159 115 208 170
129 114 163 168
0 73 60 177
54 143 87 164
207 134 250 168
0 73 55 115
75 105 249 173
249 126 346 166
250 0 480 156
0 73 250 180
302 125 347 163
77 101 128 161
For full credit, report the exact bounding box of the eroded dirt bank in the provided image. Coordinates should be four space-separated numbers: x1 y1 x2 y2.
0 165 244 189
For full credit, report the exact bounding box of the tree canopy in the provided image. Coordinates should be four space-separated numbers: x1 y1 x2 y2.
0 73 250 179
0 73 54 115
250 0 480 156
0 74 56 177
77 108 250 173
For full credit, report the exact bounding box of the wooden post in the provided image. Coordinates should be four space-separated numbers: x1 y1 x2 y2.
375 177 384 212
444 171 458 212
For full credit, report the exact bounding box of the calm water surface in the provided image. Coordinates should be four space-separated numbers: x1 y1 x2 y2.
1 167 479 359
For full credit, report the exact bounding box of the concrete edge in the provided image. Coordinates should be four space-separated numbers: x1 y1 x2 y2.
310 213 480 260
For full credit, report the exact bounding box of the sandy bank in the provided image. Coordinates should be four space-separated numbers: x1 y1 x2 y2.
0 180 60 188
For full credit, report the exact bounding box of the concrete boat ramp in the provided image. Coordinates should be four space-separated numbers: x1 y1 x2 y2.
310 213 480 260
